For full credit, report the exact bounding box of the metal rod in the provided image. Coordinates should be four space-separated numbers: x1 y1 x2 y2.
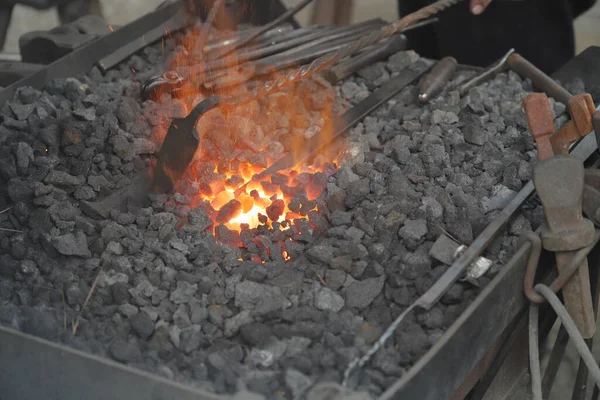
529 303 543 400
542 325 570 398
209 0 313 56
217 0 466 109
508 52 573 106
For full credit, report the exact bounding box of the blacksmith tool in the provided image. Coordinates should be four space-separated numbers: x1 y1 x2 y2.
195 0 225 57
458 49 573 106
457 48 514 96
202 22 298 54
323 35 408 84
508 52 573 106
533 156 596 338
525 92 597 338
208 0 313 57
0 0 184 104
524 92 595 159
141 20 383 100
342 88 600 385
153 0 466 193
417 55 457 103
321 17 438 85
98 3 189 72
231 61 432 197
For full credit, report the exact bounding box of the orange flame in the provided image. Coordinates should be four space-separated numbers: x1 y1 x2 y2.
151 11 346 249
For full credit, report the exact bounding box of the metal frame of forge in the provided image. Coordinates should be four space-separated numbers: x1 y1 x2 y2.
1 0 600 397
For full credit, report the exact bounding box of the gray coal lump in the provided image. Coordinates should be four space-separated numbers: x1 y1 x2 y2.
0 24 557 400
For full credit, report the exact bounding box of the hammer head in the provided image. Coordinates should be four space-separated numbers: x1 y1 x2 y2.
523 93 555 160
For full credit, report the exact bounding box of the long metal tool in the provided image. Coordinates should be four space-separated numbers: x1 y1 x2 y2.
98 3 189 72
342 107 600 387
209 0 313 57
154 0 466 192
323 34 407 84
213 0 465 109
232 61 432 197
0 0 184 104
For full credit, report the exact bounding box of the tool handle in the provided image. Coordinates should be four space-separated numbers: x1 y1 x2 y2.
508 53 572 106
418 56 457 103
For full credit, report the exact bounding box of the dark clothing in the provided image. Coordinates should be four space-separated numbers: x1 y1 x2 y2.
397 0 595 74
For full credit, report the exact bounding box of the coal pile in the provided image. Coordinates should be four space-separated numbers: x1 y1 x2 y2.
0 27 565 400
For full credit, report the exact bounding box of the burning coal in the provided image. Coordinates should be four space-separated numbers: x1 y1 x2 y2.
150 20 344 248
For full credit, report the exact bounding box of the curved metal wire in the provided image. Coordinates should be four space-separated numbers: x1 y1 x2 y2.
535 284 600 389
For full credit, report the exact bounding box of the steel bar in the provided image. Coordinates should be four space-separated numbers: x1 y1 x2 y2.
508 52 573 106
216 0 466 108
0 0 184 104
323 34 407 84
211 0 313 57
377 237 543 400
196 0 225 57
201 23 294 53
231 61 432 197
204 19 384 73
529 304 542 400
457 48 514 96
98 6 189 72
542 325 570 398
253 25 385 75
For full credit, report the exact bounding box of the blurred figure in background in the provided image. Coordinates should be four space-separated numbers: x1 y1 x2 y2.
398 0 597 74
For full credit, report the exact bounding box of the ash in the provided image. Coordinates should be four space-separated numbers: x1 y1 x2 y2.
0 30 569 400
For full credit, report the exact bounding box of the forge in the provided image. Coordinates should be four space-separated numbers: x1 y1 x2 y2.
2 2 600 400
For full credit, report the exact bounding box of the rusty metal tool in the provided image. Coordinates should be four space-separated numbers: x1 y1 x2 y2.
524 92 596 159
153 0 466 193
457 48 514 96
417 55 457 103
202 19 384 72
195 0 225 58
524 91 597 338
141 21 380 100
457 49 573 106
201 23 295 54
533 155 597 338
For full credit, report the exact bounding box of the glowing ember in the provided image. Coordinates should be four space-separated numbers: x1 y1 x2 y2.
150 16 346 251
